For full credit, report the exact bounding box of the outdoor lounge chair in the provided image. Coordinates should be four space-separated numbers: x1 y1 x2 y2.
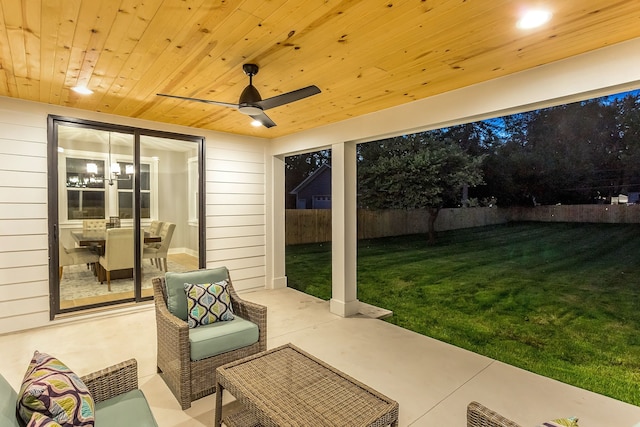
152 267 267 409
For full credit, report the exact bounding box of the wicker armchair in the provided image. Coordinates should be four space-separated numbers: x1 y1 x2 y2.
467 401 522 427
152 273 267 410
81 358 141 405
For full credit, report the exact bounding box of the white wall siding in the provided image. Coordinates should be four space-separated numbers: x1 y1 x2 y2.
206 145 266 291
0 107 50 334
0 97 268 334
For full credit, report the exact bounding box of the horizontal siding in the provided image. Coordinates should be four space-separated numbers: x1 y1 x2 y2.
207 193 264 206
209 225 265 239
0 110 50 334
0 311 49 335
0 204 47 220
209 182 265 195
206 214 264 227
0 219 48 235
207 235 265 250
209 170 264 184
208 147 264 164
0 187 48 203
206 204 265 216
207 246 266 260
0 280 49 299
0 99 270 333
0 170 47 187
0 295 49 317
0 153 47 171
206 144 267 292
0 234 48 252
0 261 48 287
0 250 49 268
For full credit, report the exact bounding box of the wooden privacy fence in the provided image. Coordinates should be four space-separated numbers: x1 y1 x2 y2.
285 204 640 245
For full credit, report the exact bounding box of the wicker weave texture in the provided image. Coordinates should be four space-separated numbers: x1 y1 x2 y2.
216 344 399 427
152 272 267 410
80 359 139 404
467 401 522 427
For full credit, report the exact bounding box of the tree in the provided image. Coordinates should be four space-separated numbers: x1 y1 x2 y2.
358 133 484 244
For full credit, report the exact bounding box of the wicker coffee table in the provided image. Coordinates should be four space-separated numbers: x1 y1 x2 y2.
214 343 399 427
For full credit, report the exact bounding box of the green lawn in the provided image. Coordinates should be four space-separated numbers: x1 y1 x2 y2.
286 222 640 406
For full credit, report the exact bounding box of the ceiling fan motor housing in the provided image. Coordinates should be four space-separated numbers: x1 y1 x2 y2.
238 84 263 115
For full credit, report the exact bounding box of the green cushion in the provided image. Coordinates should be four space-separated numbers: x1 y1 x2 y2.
165 267 229 321
0 374 20 427
95 389 158 427
189 315 259 361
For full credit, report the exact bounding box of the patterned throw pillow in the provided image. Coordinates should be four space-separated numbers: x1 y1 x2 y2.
17 351 95 427
27 412 64 427
184 280 235 328
537 417 579 427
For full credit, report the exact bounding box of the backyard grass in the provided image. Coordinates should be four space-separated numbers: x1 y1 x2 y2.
285 222 640 406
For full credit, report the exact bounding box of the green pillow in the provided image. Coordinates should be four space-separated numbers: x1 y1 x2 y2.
165 267 230 320
17 351 94 427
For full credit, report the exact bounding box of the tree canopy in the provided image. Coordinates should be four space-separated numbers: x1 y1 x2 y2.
358 133 484 243
284 90 640 234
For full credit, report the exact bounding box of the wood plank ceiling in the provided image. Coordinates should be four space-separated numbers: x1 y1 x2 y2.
0 0 639 138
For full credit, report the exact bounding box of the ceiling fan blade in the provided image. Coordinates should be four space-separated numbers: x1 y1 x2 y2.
250 111 277 128
157 93 238 109
257 85 321 111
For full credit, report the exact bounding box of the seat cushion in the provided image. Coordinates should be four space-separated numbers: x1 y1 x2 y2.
189 315 259 361
0 374 20 427
165 267 229 321
94 390 157 427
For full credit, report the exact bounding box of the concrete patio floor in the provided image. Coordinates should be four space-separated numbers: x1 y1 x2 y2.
1 287 639 426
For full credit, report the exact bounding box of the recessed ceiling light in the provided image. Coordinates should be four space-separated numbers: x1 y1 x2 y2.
517 9 552 29
71 86 93 95
251 120 262 127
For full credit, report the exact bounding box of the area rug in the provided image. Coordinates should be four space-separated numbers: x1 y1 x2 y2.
60 260 190 301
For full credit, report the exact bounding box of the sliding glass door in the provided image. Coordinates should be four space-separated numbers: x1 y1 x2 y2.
48 116 204 316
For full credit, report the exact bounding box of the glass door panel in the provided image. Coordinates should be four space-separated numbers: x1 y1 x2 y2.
50 117 203 316
139 135 200 296
57 126 135 309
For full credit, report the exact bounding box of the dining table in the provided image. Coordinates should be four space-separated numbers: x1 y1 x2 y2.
71 228 162 281
71 229 161 248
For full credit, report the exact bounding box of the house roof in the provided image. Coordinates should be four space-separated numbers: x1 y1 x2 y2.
290 164 331 195
0 2 639 138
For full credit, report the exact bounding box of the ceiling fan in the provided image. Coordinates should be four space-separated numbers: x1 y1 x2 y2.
157 64 321 128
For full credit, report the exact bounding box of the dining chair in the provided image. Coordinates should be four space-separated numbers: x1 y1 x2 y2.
82 219 108 230
143 222 175 271
98 228 144 291
58 242 99 280
144 220 164 253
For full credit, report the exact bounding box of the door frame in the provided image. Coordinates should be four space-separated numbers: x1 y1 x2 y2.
47 115 206 318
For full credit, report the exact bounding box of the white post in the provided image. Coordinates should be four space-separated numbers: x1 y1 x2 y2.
330 141 360 317
266 155 287 289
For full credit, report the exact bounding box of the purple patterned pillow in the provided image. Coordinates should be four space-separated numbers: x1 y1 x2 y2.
17 351 95 427
27 412 63 427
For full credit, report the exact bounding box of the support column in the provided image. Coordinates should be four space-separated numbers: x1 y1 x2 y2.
330 141 360 317
266 155 287 289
